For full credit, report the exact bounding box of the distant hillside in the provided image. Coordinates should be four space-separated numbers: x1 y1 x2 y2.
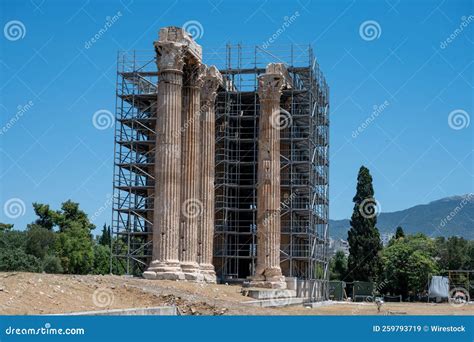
330 194 474 240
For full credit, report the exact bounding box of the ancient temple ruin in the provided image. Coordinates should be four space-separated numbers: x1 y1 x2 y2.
112 27 330 299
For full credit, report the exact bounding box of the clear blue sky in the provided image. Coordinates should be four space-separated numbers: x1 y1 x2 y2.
0 0 472 234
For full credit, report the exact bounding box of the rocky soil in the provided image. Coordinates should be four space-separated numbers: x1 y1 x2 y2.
0 272 472 315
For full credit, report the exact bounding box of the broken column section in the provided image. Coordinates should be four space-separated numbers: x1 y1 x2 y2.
250 63 291 289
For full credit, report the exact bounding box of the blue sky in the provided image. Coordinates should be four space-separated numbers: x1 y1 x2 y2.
0 0 472 234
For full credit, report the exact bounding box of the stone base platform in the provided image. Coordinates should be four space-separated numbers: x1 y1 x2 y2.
61 306 177 316
143 262 185 281
244 288 296 300
245 274 287 289
247 280 287 289
242 297 305 308
241 287 300 308
142 270 185 281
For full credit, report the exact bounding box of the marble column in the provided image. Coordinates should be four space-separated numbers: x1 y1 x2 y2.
198 66 222 283
143 38 186 280
179 61 204 281
251 64 289 289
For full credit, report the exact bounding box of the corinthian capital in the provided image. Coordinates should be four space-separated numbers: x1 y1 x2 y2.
257 63 292 102
154 26 202 72
183 62 206 88
258 74 285 102
201 65 223 105
155 41 186 72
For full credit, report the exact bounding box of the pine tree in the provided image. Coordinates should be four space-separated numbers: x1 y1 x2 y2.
347 166 382 282
395 226 405 239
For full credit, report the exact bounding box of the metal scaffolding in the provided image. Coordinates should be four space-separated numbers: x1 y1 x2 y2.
112 44 330 300
210 45 329 300
112 51 156 275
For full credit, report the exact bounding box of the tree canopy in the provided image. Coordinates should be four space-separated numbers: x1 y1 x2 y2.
0 200 113 276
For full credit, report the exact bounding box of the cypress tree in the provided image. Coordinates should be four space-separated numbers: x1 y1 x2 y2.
395 226 405 239
99 223 111 247
347 166 382 282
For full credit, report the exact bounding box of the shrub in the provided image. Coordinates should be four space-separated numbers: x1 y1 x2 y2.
56 222 94 274
42 255 63 274
26 225 56 259
0 248 42 272
0 230 27 250
93 244 110 275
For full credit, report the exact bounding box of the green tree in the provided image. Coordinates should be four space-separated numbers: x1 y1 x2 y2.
110 237 127 275
42 255 63 274
382 234 438 298
395 226 405 239
56 200 95 232
56 222 94 274
0 248 42 272
25 224 56 259
0 223 14 231
469 241 474 270
98 224 111 247
330 251 348 280
406 250 437 294
388 226 406 246
347 166 383 281
435 236 470 270
1 200 99 275
32 203 56 230
0 230 27 250
93 244 111 274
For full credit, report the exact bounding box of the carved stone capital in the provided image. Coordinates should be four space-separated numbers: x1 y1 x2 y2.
158 26 202 61
257 63 292 102
155 41 186 72
183 62 205 88
258 74 285 102
201 65 223 106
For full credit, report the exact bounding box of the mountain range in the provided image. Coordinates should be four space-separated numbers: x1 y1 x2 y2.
329 194 474 240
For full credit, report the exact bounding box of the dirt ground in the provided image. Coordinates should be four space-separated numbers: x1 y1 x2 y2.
0 272 472 315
